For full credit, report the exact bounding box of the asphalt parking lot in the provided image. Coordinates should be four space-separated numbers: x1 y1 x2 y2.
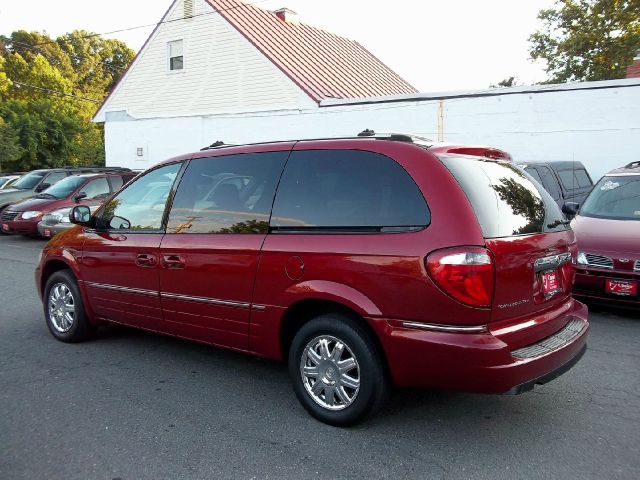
0 233 638 480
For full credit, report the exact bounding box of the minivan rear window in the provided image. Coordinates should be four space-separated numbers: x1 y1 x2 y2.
441 156 568 238
271 149 430 231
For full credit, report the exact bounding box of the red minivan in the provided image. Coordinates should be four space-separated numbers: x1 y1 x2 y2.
571 162 640 307
35 135 588 425
3 172 136 236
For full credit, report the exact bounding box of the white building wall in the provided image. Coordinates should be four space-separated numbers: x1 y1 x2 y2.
105 80 640 181
94 0 315 122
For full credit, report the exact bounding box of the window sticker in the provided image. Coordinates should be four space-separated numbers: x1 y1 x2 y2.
600 180 620 191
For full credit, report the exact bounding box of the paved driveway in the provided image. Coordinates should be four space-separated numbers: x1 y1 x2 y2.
0 234 638 479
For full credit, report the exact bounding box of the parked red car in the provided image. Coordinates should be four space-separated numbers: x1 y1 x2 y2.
36 135 588 425
571 162 640 307
2 172 136 236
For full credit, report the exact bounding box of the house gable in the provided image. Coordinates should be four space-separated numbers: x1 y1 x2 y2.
94 0 316 122
208 0 417 102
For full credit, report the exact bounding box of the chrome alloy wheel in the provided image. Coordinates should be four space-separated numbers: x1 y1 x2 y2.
300 335 361 411
47 283 75 333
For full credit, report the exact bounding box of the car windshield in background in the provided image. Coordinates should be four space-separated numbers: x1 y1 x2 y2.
0 177 14 188
41 176 86 199
441 155 568 237
580 175 640 221
11 172 47 190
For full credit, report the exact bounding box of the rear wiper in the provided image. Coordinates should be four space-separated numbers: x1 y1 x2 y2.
547 219 571 228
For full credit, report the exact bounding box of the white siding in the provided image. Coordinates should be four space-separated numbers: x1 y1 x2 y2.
94 0 315 122
105 80 640 181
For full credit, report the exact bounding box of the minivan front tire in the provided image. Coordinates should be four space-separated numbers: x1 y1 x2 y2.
288 314 389 426
44 270 94 343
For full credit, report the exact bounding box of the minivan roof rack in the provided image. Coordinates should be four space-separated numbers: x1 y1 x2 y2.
356 129 433 144
624 161 640 169
58 166 131 172
201 141 227 151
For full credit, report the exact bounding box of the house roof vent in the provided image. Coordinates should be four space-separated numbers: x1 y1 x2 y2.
274 8 299 25
184 0 194 19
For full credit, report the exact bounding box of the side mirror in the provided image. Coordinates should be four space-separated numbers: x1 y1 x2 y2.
562 202 580 217
35 183 51 193
74 192 87 203
109 216 131 230
70 205 93 227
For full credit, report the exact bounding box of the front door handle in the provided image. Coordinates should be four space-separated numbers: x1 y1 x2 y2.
162 255 186 269
135 253 157 268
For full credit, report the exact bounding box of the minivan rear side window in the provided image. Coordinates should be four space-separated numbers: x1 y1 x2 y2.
270 149 430 231
442 156 568 238
166 152 288 234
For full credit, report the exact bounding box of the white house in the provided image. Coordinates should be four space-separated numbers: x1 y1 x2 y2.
95 0 640 180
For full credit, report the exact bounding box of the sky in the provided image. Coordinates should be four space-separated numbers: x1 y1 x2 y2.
0 0 556 92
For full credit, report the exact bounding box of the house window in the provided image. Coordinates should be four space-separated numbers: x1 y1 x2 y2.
168 40 183 71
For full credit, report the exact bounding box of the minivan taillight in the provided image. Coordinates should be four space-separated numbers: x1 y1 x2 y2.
426 247 494 308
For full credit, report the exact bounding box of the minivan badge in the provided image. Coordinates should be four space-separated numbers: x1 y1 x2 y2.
497 299 530 309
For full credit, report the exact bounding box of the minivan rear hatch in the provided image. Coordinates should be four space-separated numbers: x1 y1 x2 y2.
440 155 575 324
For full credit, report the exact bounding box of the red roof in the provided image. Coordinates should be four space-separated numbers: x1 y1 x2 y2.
207 0 418 102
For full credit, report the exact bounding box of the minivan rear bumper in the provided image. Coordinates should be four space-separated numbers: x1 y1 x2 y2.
369 300 588 393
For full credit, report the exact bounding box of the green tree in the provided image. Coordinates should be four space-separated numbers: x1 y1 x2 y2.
492 177 545 235
0 30 134 170
1 30 134 119
529 0 640 83
0 117 24 172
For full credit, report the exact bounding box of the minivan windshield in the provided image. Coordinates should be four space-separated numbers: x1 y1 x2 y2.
11 171 46 190
580 175 640 221
41 176 87 199
441 155 569 238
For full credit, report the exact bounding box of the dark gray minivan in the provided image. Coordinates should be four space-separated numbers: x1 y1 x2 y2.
517 161 594 210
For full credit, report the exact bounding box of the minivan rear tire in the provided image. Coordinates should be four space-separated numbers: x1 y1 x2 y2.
288 314 389 426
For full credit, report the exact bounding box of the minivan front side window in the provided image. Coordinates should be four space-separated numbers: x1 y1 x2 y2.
166 152 288 234
79 177 111 200
95 163 181 231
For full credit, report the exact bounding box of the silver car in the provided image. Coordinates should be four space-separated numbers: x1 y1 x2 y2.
37 205 101 238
